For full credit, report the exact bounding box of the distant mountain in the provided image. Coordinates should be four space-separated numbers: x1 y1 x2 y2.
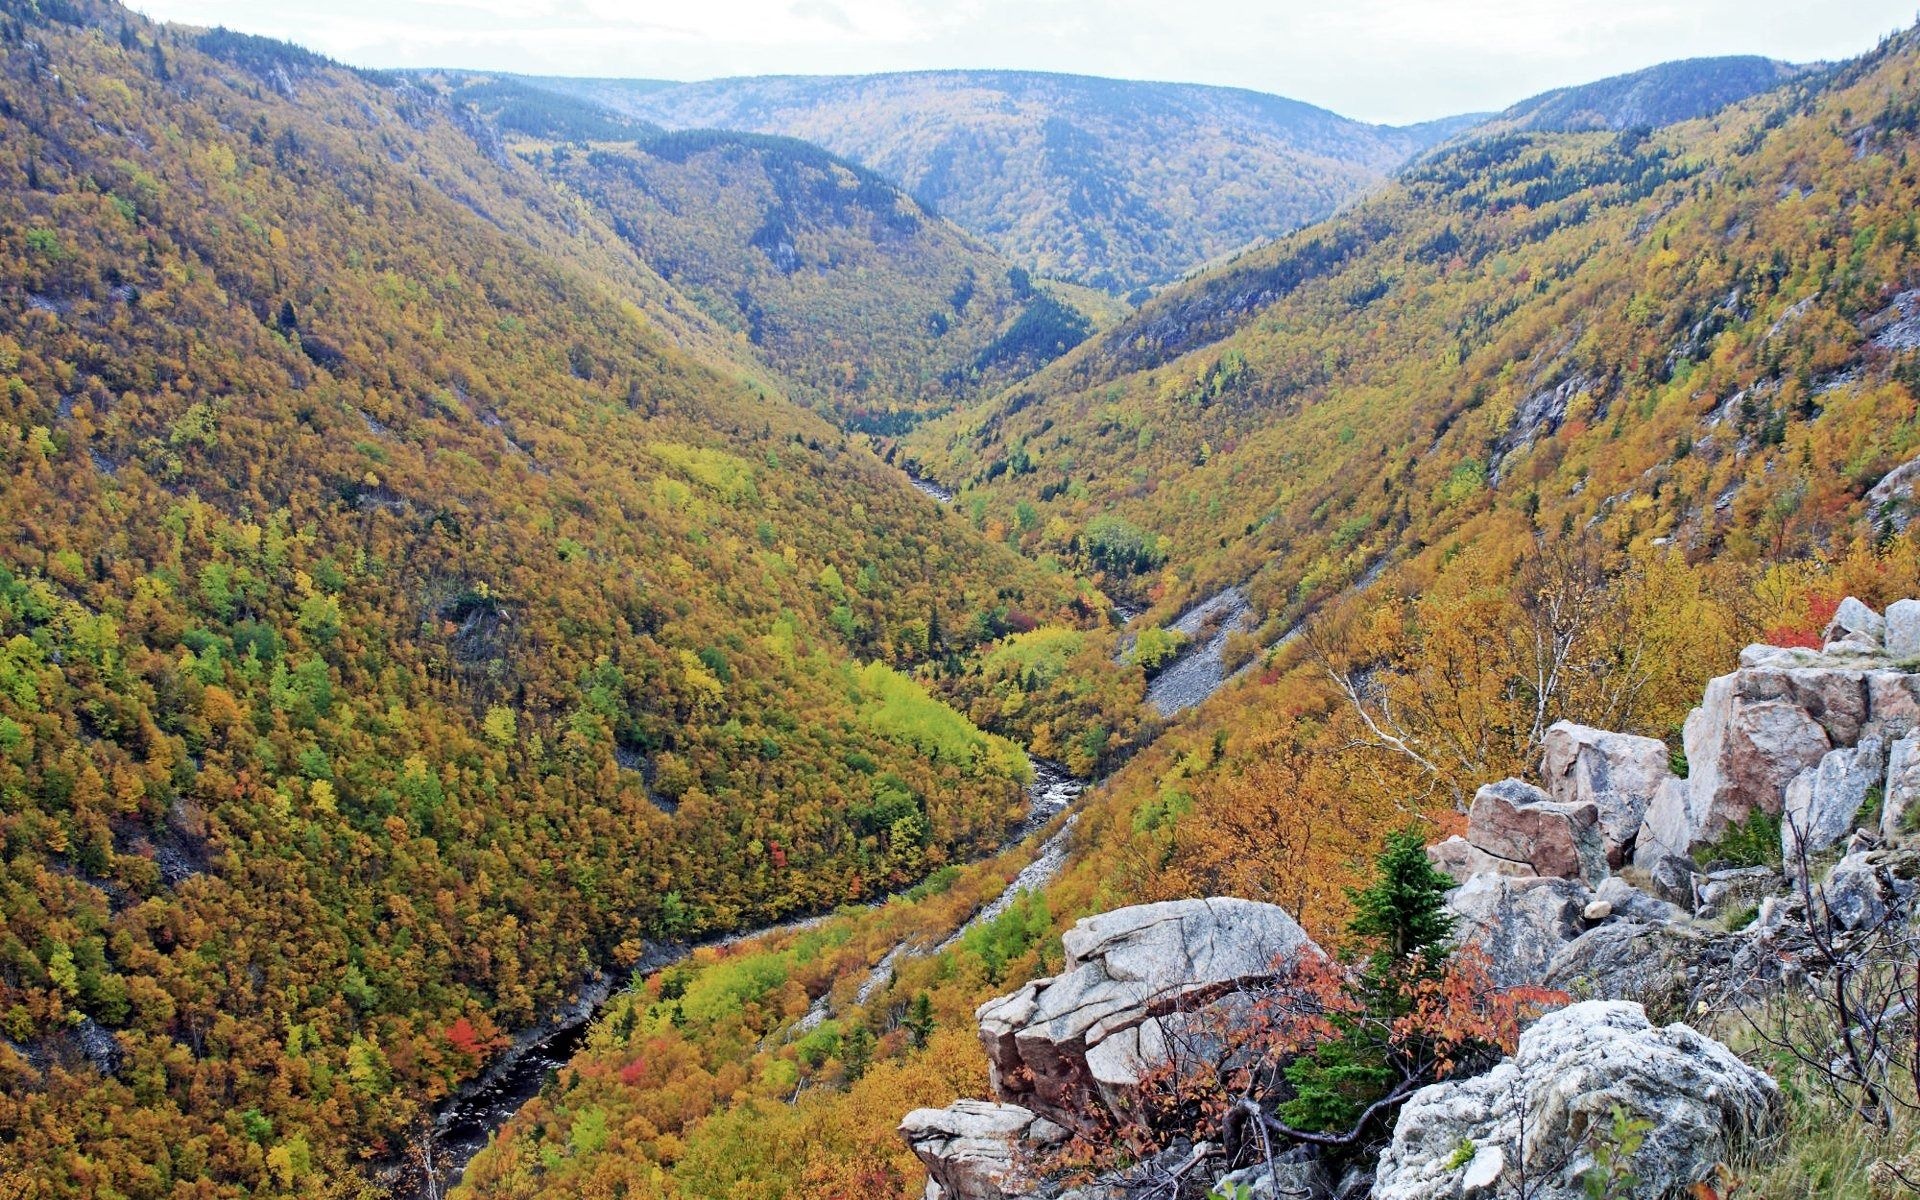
420 71 1102 427
1490 55 1809 133
520 71 1465 294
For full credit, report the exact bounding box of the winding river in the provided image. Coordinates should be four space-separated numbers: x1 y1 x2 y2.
419 758 1084 1195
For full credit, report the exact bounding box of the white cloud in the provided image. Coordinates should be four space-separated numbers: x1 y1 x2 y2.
131 0 1917 122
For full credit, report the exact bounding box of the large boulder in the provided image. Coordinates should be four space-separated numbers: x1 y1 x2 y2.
1540 722 1674 866
1467 779 1608 885
899 1100 1065 1200
1636 671 1832 865
1372 1002 1782 1200
1881 731 1920 840
1888 599 1920 660
1542 919 1702 1014
976 899 1316 1127
1446 874 1591 988
1825 596 1886 654
1781 738 1886 864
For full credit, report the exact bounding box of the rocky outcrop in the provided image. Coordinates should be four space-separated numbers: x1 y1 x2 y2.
976 899 1317 1127
1634 602 1920 864
900 1100 1067 1200
1446 874 1591 988
1542 917 1701 1013
1372 1002 1782 1200
1465 779 1608 885
1880 731 1920 839
1782 738 1886 862
1540 722 1674 866
1636 669 1833 864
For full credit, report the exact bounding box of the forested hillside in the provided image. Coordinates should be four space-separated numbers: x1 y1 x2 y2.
0 4 1127 1193
457 24 1920 1199
907 35 1919 639
1490 54 1810 133
523 71 1471 294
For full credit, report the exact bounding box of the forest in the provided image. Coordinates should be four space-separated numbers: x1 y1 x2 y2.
5 1 1920 1198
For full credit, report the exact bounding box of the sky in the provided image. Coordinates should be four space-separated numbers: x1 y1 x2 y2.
130 0 1920 125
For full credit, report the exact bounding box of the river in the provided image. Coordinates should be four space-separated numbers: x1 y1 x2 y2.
417 757 1083 1195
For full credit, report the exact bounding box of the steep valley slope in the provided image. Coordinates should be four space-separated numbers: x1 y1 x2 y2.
415 72 1110 431
0 5 1133 1193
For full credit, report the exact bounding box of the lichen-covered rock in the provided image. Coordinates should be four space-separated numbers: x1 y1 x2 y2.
899 1100 1065 1200
1543 919 1701 1013
1820 853 1891 931
1446 874 1591 988
1642 853 1701 913
1467 779 1608 885
1371 1002 1782 1200
976 899 1316 1127
1540 722 1674 866
1782 738 1887 864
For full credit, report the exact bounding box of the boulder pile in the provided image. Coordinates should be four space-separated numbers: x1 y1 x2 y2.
900 600 1920 1199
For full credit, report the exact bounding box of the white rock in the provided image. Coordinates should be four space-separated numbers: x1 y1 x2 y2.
899 1100 1064 1200
1781 738 1887 864
1888 600 1920 660
1460 1144 1504 1194
1825 596 1886 650
1372 1002 1782 1200
976 899 1316 1126
1883 731 1920 841
1540 722 1675 867
1582 899 1613 921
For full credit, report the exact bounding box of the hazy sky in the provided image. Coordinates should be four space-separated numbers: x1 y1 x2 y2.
131 0 1918 124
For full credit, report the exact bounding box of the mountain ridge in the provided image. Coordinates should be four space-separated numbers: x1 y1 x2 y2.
521 68 1457 293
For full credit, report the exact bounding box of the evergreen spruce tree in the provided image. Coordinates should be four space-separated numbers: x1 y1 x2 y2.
903 992 935 1050
1279 826 1457 1139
